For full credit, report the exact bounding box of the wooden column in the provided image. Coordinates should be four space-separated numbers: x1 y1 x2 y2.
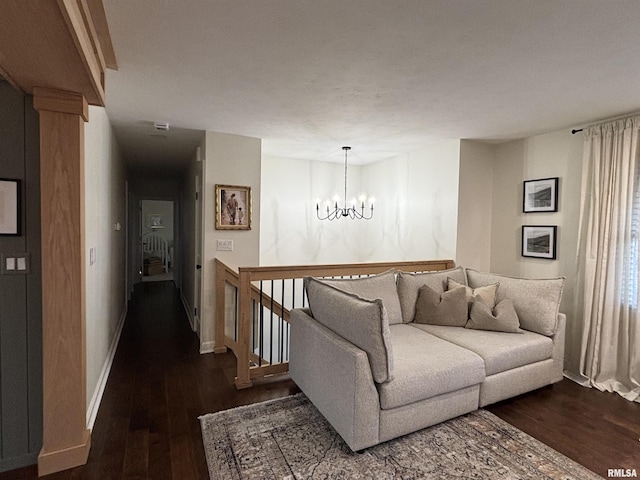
33 87 90 476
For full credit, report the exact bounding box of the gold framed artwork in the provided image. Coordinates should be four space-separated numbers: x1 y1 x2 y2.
215 184 251 230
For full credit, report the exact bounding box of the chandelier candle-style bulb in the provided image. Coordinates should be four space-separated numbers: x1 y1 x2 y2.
316 147 375 221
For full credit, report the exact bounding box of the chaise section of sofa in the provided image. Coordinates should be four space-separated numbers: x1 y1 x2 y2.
289 265 566 451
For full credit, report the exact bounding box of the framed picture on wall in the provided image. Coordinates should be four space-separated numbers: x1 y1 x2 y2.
146 214 164 229
522 225 557 259
0 178 21 236
215 184 252 230
523 177 559 213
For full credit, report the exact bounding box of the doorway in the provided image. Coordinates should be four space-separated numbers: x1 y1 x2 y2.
141 199 175 283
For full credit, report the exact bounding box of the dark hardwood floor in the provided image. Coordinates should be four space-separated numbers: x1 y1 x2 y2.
3 281 637 479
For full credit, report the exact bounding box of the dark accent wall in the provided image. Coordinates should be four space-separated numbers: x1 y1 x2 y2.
0 80 42 471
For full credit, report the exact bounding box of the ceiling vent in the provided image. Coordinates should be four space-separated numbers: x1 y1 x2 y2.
153 122 170 131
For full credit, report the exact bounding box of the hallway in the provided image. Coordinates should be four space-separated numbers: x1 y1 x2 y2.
3 281 299 480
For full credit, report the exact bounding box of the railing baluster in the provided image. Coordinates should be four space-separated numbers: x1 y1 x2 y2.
280 279 285 363
269 280 274 365
259 281 264 367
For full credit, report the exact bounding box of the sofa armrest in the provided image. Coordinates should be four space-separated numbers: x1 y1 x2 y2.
551 313 566 381
290 308 380 451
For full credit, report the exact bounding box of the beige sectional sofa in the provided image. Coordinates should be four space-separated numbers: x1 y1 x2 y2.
289 266 565 451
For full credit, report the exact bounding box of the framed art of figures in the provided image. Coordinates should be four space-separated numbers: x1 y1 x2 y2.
215 184 251 230
522 225 557 259
0 178 21 236
146 214 164 229
523 177 559 213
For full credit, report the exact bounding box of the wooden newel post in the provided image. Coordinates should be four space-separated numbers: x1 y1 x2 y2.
34 87 91 476
235 269 253 389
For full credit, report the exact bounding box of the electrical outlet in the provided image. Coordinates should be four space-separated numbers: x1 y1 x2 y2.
217 239 233 251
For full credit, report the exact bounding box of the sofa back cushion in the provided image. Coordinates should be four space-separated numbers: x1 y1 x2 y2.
396 266 466 323
304 276 394 383
413 284 468 326
321 270 403 325
466 269 565 336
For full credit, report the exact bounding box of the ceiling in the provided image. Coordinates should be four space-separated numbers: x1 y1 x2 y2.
103 0 640 171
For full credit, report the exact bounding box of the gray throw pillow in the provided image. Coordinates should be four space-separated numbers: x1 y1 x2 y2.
397 266 466 323
321 270 403 325
413 284 468 326
466 269 565 336
447 278 499 311
304 277 394 383
466 297 523 333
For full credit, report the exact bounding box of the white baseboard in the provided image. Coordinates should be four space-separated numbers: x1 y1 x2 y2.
180 290 195 332
86 305 127 431
200 341 215 354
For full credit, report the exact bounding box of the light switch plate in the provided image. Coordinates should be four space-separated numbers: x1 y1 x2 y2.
217 239 233 251
1 253 29 274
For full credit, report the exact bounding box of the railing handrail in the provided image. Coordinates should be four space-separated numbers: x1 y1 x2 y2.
238 259 455 281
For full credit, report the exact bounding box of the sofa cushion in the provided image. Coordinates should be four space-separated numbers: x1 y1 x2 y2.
413 284 468 326
321 270 403 325
447 278 499 311
466 297 523 334
397 266 466 323
304 277 394 383
412 324 553 376
466 269 564 337
377 324 485 409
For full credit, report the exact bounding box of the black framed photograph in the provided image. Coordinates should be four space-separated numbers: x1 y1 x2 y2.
0 178 21 236
522 225 557 259
215 184 252 230
523 177 559 213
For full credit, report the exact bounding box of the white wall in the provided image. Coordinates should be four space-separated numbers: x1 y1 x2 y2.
261 156 368 265
202 132 261 352
456 140 495 271
490 130 583 375
261 140 461 265
84 106 127 428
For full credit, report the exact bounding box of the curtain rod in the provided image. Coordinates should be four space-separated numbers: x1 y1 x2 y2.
571 109 640 134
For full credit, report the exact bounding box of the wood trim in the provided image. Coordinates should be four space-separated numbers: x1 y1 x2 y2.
35 90 90 475
239 259 455 281
85 0 117 69
56 0 106 105
37 430 91 477
33 87 88 120
249 363 289 379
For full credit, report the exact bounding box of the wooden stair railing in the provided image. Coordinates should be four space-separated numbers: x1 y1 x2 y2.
214 258 455 389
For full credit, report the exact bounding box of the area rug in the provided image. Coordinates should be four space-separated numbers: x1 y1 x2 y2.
199 393 601 479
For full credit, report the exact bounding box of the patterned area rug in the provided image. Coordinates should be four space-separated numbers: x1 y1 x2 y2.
199 393 601 479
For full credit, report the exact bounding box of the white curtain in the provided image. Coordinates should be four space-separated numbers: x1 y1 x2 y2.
574 117 640 402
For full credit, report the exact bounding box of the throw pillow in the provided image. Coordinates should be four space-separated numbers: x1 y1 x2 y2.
447 277 499 310
466 297 523 333
397 266 467 323
321 270 403 325
304 277 394 383
466 269 565 336
413 284 468 326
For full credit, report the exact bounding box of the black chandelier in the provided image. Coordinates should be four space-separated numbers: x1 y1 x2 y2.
316 146 374 221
